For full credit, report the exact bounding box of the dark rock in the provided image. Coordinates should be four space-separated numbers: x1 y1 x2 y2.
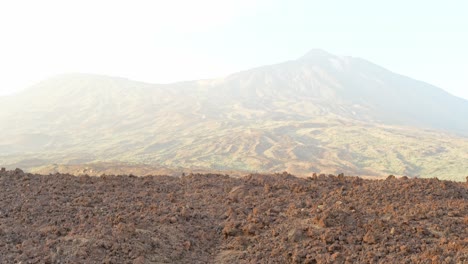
287 228 304 242
222 221 239 238
14 168 24 175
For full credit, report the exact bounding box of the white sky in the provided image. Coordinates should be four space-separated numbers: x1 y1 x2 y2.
0 0 467 100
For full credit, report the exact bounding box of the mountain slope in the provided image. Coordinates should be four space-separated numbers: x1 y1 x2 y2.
198 49 468 134
1 51 467 180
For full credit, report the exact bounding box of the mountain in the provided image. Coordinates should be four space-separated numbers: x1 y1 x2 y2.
1 50 467 180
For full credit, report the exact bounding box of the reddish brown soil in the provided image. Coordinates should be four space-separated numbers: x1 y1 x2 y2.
0 169 467 263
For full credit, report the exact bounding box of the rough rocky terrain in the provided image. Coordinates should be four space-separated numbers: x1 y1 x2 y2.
0 168 467 263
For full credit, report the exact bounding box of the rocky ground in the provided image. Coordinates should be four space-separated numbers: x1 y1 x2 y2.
0 168 467 263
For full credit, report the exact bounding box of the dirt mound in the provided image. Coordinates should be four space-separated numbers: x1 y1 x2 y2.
0 169 466 263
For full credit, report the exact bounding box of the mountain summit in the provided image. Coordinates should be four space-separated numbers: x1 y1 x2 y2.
299 49 334 59
0 51 467 180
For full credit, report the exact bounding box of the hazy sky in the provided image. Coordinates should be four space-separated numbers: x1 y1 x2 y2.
0 0 467 99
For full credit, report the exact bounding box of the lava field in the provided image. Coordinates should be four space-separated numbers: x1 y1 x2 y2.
0 169 467 263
